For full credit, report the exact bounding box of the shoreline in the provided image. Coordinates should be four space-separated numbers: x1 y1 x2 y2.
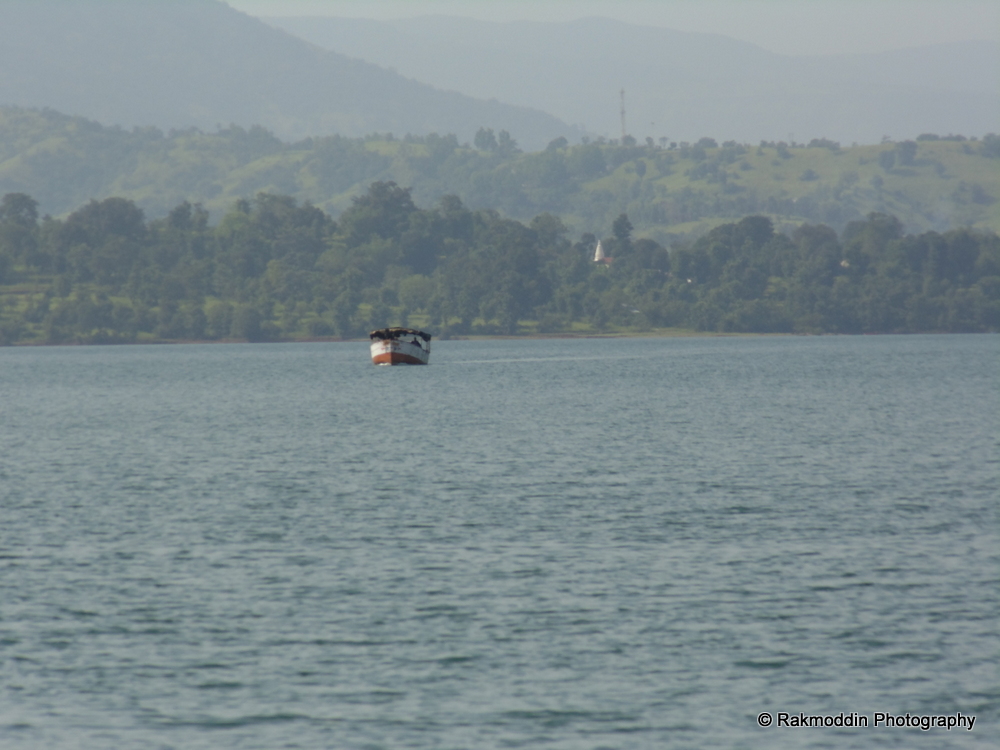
5 329 987 348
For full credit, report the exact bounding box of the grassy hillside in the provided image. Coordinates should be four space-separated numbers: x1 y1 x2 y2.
1 107 997 241
588 137 1000 242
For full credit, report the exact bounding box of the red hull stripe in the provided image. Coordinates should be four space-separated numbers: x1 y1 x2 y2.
372 352 427 365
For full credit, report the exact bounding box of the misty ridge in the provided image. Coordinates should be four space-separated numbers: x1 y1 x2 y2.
265 14 999 147
0 0 575 150
1 0 996 151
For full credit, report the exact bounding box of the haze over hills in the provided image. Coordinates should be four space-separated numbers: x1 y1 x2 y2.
0 0 578 150
3 0 991 156
264 15 1000 146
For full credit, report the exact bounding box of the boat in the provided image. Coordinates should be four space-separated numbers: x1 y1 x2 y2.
369 327 432 365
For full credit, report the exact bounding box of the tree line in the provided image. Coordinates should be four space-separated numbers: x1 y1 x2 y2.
1 184 997 345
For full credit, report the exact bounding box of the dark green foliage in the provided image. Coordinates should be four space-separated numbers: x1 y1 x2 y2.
638 213 998 334
981 134 1000 159
474 128 499 152
612 214 634 244
808 138 841 151
1 184 998 345
896 140 918 166
0 193 39 271
339 182 417 245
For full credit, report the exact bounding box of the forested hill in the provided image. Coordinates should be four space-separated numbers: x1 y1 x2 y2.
0 0 573 150
1 106 997 241
1 185 997 346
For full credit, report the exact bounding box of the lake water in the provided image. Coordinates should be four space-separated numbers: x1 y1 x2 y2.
1 335 997 749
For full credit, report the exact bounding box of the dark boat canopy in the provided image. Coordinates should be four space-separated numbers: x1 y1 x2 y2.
369 327 432 342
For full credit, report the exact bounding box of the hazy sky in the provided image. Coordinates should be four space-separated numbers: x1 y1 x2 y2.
224 0 999 56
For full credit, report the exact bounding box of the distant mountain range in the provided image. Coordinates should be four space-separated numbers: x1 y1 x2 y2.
0 0 994 157
265 15 1000 146
0 0 577 150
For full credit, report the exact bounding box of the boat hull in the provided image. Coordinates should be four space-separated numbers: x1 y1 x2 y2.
370 338 430 365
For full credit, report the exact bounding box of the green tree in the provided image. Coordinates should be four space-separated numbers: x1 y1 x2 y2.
231 304 263 341
474 127 498 152
0 193 40 269
896 140 918 166
338 181 417 246
398 274 435 313
57 197 146 287
497 130 519 157
612 213 633 242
